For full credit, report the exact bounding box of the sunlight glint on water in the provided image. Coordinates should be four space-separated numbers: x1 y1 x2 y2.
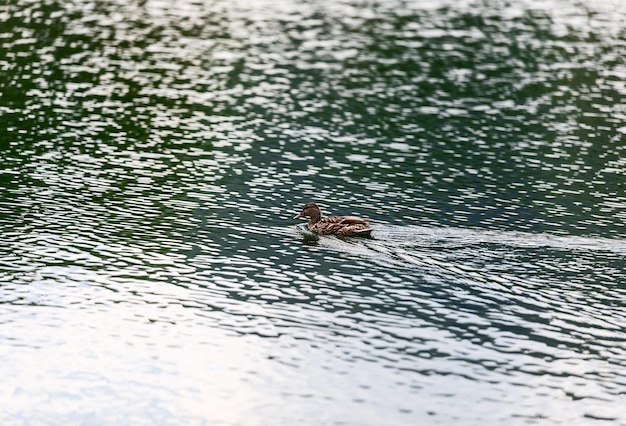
1 0 625 424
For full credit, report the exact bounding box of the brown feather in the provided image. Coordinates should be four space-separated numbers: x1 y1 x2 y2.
294 203 373 237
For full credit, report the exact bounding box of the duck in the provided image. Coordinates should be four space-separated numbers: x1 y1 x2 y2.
293 202 374 237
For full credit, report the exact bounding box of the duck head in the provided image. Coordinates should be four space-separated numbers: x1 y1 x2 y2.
294 202 322 223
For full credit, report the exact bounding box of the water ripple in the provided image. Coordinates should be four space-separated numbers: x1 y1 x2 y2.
2 0 626 424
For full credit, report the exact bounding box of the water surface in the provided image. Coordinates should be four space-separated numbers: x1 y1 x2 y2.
1 0 626 424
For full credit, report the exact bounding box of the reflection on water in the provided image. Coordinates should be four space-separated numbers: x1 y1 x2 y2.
1 0 626 424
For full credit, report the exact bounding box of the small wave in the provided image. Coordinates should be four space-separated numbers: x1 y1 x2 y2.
373 225 626 253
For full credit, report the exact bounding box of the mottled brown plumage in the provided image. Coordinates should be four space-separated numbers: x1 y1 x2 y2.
294 203 373 237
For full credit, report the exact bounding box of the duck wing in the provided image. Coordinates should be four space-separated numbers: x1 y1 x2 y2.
326 215 371 224
312 216 373 236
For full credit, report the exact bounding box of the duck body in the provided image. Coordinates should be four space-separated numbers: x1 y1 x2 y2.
294 202 373 237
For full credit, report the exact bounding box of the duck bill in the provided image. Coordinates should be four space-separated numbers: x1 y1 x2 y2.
294 212 304 219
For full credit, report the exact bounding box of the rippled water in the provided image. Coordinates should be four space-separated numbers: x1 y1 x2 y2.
1 0 626 424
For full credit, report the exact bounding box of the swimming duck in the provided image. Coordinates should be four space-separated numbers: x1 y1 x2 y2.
294 202 374 237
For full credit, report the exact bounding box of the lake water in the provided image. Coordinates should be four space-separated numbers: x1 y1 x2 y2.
1 0 625 424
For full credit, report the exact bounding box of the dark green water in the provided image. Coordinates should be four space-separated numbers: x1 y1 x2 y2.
1 0 625 424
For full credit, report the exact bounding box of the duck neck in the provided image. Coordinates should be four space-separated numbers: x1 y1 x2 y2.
308 209 321 225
